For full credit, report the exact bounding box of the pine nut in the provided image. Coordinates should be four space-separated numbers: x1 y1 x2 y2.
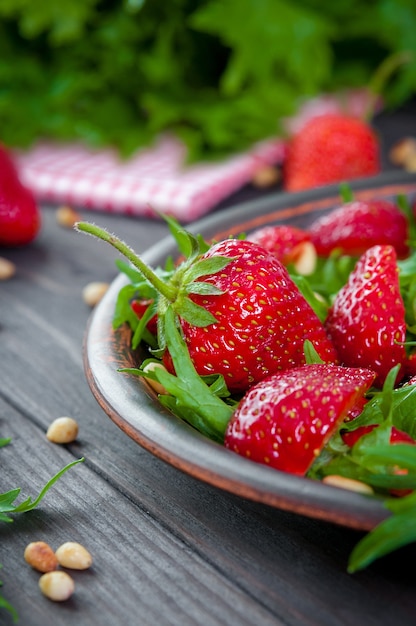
142 361 169 395
292 241 317 275
0 257 16 280
24 541 58 573
56 205 82 228
55 542 93 570
39 571 75 602
46 417 79 444
322 474 374 494
251 165 281 188
389 137 416 166
82 281 109 307
404 153 416 173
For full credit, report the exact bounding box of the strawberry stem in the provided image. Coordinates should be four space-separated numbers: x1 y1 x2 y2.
76 221 177 302
364 50 414 121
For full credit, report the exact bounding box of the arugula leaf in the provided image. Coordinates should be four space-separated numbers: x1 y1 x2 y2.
0 457 84 621
348 491 416 573
0 458 84 522
121 306 234 442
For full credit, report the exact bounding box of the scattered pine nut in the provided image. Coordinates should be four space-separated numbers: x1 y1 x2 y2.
0 257 16 280
142 361 169 395
251 165 281 188
404 153 416 173
24 541 59 573
389 137 416 167
55 542 93 570
82 281 109 307
39 571 75 602
322 474 374 495
291 241 317 276
56 205 82 228
46 417 79 444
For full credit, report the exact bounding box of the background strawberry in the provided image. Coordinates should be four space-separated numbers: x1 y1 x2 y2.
224 363 375 475
309 198 410 258
0 143 41 246
282 113 380 192
325 244 407 386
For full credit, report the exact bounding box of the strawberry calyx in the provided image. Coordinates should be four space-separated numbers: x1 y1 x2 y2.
76 219 233 353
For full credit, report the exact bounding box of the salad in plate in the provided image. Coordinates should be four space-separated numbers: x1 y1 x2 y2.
77 185 416 573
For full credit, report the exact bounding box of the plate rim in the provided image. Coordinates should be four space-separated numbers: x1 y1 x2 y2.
83 171 416 531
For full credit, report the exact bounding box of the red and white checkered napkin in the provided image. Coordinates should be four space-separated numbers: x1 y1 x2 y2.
14 91 373 223
14 135 285 223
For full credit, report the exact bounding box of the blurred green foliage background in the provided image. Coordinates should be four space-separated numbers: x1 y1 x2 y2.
0 0 415 160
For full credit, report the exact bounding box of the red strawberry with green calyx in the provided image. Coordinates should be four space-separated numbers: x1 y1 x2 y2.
77 221 338 395
162 238 338 394
225 363 376 475
325 244 407 386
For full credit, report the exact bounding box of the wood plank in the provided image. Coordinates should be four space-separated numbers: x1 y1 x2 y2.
2 203 416 626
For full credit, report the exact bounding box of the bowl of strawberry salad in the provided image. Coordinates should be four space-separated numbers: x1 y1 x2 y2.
83 170 416 572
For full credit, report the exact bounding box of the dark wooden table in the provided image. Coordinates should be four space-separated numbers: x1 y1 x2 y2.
1 100 416 626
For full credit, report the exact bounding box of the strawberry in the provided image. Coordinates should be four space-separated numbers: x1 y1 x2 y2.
342 424 415 448
246 225 317 274
309 198 410 258
131 298 158 335
0 143 41 246
325 245 407 386
345 395 369 422
78 221 338 396
282 113 380 192
162 238 338 394
224 363 376 475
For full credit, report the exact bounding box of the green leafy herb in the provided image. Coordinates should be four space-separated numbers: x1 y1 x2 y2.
0 568 18 624
0 1 415 160
0 457 85 522
0 455 84 621
348 491 416 573
120 306 235 442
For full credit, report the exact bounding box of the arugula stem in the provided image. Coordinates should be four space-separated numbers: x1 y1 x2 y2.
76 222 177 301
162 306 234 437
364 51 414 121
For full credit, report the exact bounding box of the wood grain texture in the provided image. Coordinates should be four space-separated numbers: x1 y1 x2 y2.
2 101 416 626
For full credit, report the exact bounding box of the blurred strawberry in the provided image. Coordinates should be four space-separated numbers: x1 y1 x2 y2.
0 143 41 246
309 198 410 258
282 114 380 192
